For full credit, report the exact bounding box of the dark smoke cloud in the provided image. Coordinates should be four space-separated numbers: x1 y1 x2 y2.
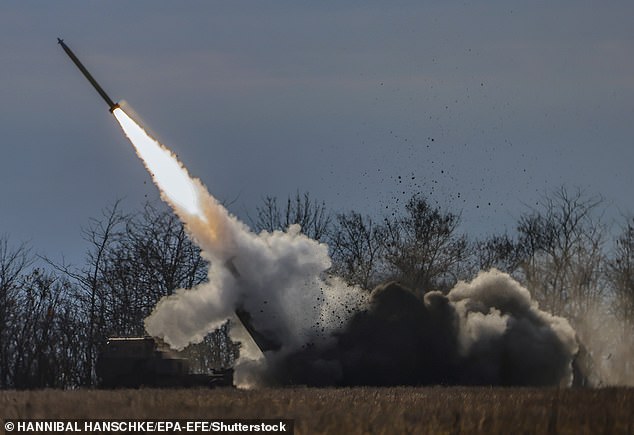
256 270 578 387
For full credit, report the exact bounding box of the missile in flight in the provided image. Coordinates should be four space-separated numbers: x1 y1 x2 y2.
57 38 119 113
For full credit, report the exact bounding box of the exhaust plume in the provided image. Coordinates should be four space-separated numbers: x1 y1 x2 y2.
112 107 366 362
113 107 581 387
113 108 205 221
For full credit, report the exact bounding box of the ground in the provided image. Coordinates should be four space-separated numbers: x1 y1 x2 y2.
1 387 633 434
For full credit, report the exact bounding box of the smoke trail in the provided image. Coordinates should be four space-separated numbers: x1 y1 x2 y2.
112 107 367 381
113 108 205 221
112 107 581 387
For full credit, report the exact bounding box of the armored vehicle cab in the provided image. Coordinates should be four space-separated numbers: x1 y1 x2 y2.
96 336 232 388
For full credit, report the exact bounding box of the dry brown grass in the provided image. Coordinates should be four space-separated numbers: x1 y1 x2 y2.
1 387 633 434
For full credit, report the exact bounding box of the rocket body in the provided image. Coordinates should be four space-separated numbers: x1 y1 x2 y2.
58 38 119 112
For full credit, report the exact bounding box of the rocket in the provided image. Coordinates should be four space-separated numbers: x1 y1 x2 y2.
58 38 119 113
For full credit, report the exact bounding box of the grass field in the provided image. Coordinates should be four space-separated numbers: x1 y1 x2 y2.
1 387 633 434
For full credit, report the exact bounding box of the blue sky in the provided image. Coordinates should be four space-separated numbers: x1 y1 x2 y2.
1 2 633 264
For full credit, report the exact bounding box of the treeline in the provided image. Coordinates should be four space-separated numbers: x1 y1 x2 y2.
1 187 633 388
0 202 236 389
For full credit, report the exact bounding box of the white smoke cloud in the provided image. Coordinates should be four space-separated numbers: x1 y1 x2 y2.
144 203 369 386
113 107 367 385
142 185 369 386
113 106 581 387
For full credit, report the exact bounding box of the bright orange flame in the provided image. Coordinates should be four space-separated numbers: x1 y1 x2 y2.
112 107 206 221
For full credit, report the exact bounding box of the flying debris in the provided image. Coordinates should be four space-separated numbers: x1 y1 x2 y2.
56 39 589 389
57 38 119 112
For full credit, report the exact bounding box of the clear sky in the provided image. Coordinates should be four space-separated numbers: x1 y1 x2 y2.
1 2 633 264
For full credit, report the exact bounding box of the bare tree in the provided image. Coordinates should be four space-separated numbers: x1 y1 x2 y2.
47 201 220 384
47 201 128 385
0 237 32 388
10 269 83 388
82 201 128 385
605 218 634 382
382 195 468 293
329 211 386 289
43 199 240 384
100 202 208 333
250 192 331 241
470 233 525 276
608 218 634 327
516 187 607 321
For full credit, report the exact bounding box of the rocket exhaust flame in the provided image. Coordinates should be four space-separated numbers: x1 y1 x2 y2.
112 108 206 221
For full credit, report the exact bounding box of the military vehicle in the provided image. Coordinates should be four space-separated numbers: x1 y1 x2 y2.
96 336 233 388
96 260 279 388
95 305 281 388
